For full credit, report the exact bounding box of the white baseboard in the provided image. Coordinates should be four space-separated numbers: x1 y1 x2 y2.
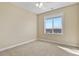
0 39 36 52
39 39 78 48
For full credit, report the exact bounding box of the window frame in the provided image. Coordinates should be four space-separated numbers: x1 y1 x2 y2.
44 13 64 35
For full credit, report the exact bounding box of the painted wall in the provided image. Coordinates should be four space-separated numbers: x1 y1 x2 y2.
37 4 78 47
77 3 79 47
0 3 37 49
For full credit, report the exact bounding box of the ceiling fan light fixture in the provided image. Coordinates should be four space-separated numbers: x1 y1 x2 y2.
35 2 43 8
36 3 39 7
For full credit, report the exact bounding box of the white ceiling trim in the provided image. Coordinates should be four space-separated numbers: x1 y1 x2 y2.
11 2 77 14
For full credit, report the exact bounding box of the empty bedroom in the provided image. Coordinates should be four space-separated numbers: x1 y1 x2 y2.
0 2 79 56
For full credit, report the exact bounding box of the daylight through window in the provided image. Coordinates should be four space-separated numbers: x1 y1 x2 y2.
44 15 63 34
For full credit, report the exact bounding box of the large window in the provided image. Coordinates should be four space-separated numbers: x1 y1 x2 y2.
44 14 63 34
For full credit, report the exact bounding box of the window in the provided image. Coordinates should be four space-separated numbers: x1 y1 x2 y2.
44 14 63 34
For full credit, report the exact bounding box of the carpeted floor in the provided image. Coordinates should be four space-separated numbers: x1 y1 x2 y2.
0 41 78 56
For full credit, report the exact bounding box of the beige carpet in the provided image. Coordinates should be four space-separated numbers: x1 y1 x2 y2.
0 41 77 56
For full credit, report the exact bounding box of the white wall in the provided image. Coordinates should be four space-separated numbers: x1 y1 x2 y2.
37 4 78 47
0 3 37 49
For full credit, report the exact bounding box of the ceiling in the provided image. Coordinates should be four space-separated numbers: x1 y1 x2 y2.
12 2 77 14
